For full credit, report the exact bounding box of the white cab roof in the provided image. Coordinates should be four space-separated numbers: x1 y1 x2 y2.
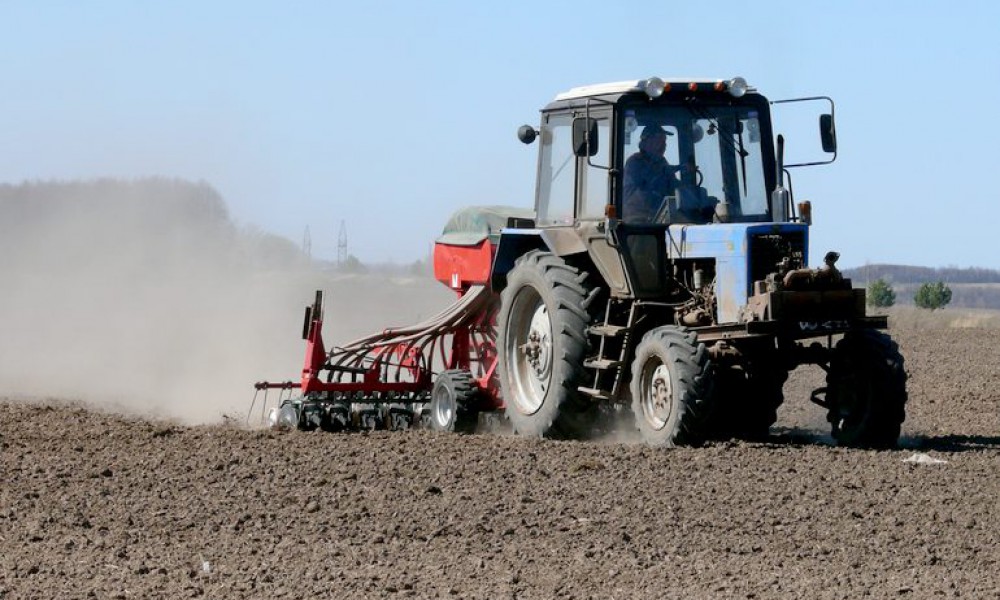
553 78 742 101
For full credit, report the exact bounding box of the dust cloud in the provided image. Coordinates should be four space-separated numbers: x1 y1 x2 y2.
0 179 452 424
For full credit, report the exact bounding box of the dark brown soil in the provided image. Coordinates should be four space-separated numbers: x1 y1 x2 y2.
3 327 1000 599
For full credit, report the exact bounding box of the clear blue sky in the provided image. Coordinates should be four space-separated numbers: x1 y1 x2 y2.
2 1 998 269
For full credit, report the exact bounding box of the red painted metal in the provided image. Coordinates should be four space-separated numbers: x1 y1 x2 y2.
433 239 494 290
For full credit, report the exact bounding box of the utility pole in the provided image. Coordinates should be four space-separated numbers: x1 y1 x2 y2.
302 225 312 260
337 220 348 267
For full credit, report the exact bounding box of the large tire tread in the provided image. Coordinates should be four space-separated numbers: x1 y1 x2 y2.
498 251 596 439
826 330 907 448
630 326 714 447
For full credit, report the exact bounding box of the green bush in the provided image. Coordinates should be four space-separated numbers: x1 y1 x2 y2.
914 281 953 310
866 278 896 308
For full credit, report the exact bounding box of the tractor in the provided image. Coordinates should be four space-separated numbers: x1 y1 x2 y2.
254 76 907 448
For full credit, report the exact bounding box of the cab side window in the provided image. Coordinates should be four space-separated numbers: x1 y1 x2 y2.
535 114 574 225
579 117 610 220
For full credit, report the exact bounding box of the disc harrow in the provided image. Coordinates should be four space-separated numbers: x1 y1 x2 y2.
251 285 500 431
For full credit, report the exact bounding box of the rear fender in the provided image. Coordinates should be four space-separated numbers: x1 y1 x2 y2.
490 230 547 292
490 227 588 292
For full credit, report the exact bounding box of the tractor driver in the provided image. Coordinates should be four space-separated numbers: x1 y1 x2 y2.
623 125 680 222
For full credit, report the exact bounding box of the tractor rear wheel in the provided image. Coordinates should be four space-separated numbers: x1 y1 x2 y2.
630 326 714 447
497 250 596 438
428 370 477 433
825 330 907 448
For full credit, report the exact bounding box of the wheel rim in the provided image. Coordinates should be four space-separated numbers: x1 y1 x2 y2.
641 360 673 430
505 287 552 415
432 385 454 428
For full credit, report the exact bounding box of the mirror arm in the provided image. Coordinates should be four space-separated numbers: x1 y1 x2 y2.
771 95 838 167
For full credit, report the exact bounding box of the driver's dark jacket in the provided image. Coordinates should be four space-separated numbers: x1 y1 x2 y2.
622 151 678 219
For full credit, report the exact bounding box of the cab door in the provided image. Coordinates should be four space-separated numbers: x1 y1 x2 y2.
576 110 670 299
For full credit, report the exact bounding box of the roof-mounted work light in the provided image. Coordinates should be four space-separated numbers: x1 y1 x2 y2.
642 77 665 98
727 76 749 97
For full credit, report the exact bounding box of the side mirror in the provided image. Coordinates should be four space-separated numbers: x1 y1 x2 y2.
819 114 837 153
517 125 537 145
572 117 599 157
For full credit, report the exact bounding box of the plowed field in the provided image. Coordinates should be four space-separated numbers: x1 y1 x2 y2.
2 326 1000 599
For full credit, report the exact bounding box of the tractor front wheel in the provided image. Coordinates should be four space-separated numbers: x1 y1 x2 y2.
630 326 714 447
825 330 907 448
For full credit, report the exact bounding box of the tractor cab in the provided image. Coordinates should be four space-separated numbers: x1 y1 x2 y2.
505 77 839 315
528 77 783 228
521 76 835 228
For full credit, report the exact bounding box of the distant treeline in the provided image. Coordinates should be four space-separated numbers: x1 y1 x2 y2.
0 177 308 273
843 264 1000 285
0 178 437 277
842 264 1000 309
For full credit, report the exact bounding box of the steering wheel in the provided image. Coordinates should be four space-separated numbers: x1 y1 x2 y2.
677 157 703 187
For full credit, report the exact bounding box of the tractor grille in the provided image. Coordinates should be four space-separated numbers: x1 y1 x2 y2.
748 231 806 286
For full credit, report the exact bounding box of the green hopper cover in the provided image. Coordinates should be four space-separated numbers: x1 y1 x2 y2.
436 205 536 247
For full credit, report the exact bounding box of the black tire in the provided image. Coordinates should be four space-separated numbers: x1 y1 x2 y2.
497 250 596 438
630 325 714 447
825 330 907 449
706 364 787 441
428 370 477 433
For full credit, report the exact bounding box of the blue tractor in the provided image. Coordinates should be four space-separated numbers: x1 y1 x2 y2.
491 76 906 448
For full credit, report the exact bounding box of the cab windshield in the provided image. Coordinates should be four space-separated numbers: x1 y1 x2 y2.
620 103 772 224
